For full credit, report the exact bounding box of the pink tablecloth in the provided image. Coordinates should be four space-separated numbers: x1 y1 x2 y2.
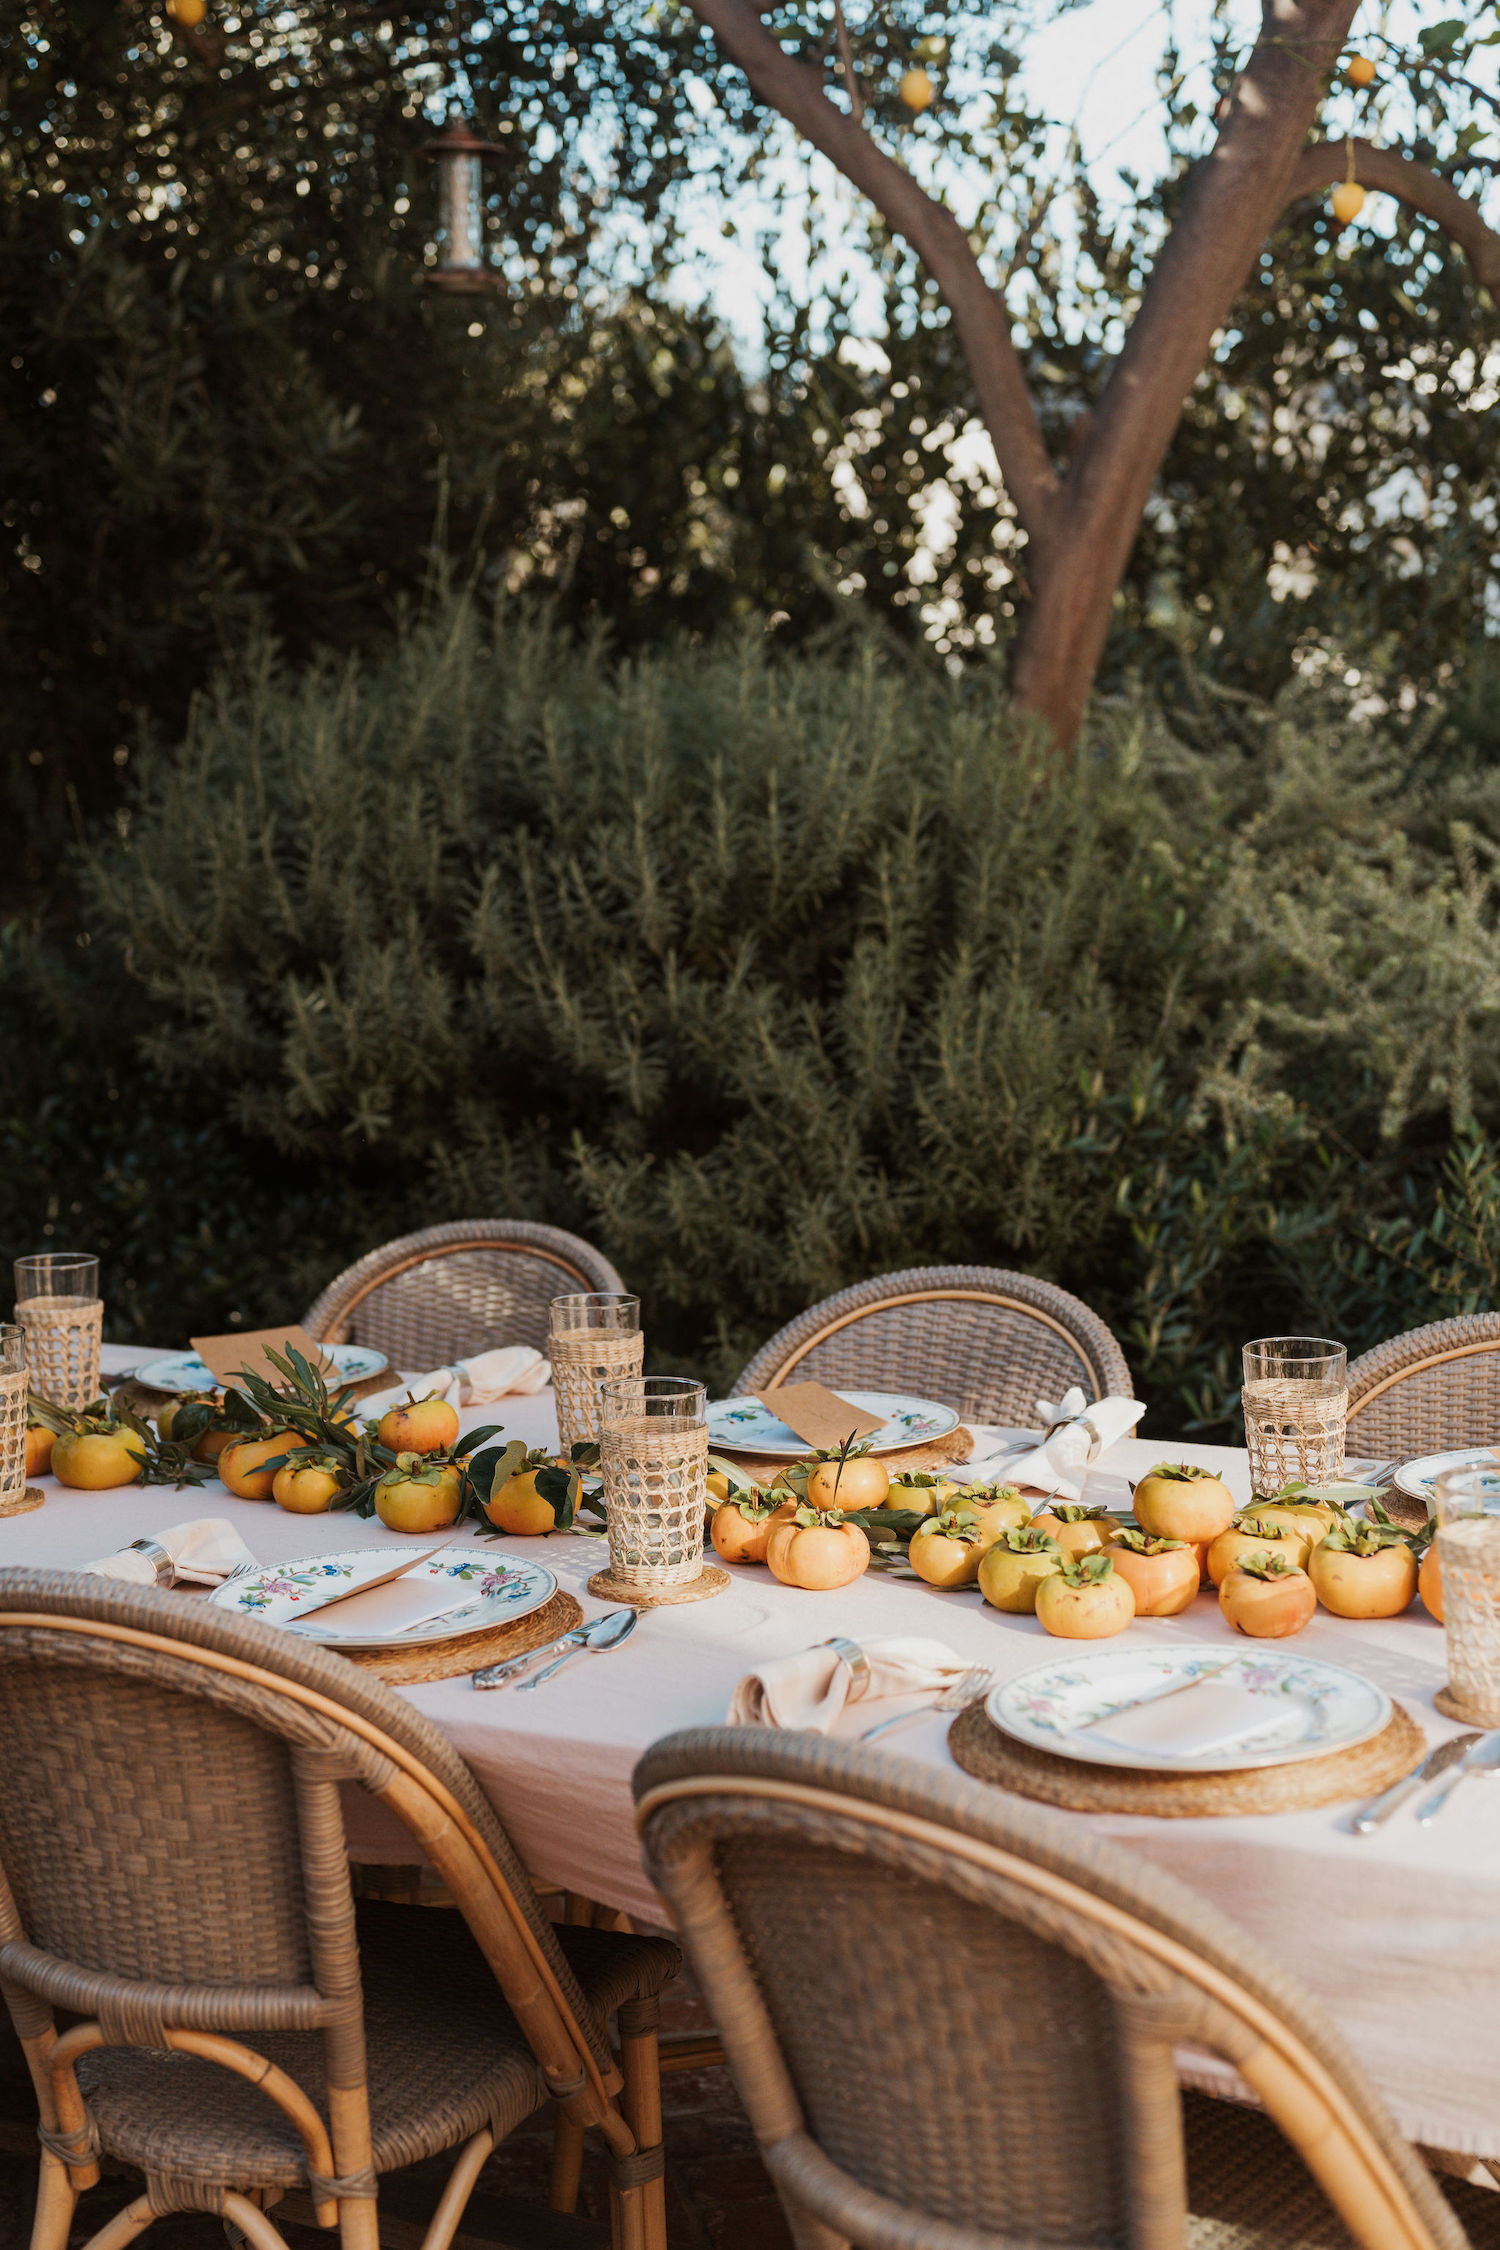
9 1347 1496 2162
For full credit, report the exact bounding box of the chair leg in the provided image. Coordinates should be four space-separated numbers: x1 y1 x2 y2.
419 2129 494 2250
76 2196 157 2250
29 2152 78 2250
549 2112 586 2214
618 1997 667 2250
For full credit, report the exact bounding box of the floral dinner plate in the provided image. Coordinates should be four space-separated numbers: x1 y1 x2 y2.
707 1391 961 1457
137 1344 390 1395
207 1547 557 1650
1392 1448 1500 1515
986 1643 1391 1773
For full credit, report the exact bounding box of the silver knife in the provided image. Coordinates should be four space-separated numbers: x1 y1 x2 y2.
473 1624 591 1690
1415 1729 1500 1826
1350 1731 1478 1835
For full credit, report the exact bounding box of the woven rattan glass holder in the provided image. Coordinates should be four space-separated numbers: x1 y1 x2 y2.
592 1376 726 1608
549 1299 644 1454
17 1297 102 1413
0 1333 41 1518
947 1698 1424 1817
1242 1336 1347 1496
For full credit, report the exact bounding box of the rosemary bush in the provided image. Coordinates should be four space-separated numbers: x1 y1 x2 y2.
11 598 1500 1431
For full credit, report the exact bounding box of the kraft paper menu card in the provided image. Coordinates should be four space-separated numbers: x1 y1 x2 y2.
191 1326 335 1393
752 1382 885 1450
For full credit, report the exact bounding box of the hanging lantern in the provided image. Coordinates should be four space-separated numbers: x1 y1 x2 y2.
418 113 504 294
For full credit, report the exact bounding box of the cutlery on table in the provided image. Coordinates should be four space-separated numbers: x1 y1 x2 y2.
1351 1732 1479 1835
1414 1729 1500 1826
279 1541 455 1627
474 1620 598 1691
515 1607 638 1692
858 1663 994 1745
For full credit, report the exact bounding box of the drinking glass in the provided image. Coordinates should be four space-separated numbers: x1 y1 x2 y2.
14 1253 102 1411
0 1326 28 1509
1433 1465 1500 1725
549 1293 643 1451
1241 1337 1347 1497
598 1375 707 1591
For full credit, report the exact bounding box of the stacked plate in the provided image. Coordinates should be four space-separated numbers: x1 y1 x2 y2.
708 1391 959 1455
209 1548 557 1651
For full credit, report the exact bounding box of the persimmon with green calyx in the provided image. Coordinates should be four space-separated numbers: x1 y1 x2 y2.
272 1454 347 1516
1207 1515 1308 1587
976 1527 1065 1614
908 1508 988 1590
1238 1488 1338 1562
1035 1552 1135 1641
955 1483 1030 1540
1219 1551 1317 1638
885 1470 960 1516
219 1430 311 1502
1106 1529 1201 1617
711 1489 793 1566
464 1440 579 1536
1028 1503 1115 1561
374 1453 464 1534
1309 1516 1419 1620
805 1436 889 1514
766 1507 870 1590
30 1395 215 1493
1132 1463 1235 1545
377 1392 460 1457
155 1391 219 1445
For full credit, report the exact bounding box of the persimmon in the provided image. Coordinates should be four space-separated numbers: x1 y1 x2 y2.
272 1457 345 1515
806 1440 889 1514
1029 1503 1114 1561
24 1421 54 1479
1310 1520 1417 1619
886 1470 960 1516
1207 1516 1307 1587
1238 1490 1337 1562
766 1507 869 1590
219 1431 309 1502
955 1483 1030 1540
711 1490 792 1566
908 1508 987 1589
374 1455 463 1534
1418 1541 1444 1623
1132 1463 1235 1545
1034 1553 1135 1641
377 1393 460 1456
976 1527 1064 1614
1219 1551 1316 1639
51 1426 144 1491
1106 1530 1200 1617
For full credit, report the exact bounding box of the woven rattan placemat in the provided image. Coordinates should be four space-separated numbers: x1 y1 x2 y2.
339 1587 583 1684
947 1695 1425 1818
719 1425 974 1486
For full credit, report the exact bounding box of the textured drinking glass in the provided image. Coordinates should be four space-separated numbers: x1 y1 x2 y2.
15 1253 102 1411
0 1325 29 1509
598 1376 707 1590
1240 1337 1347 1497
549 1293 643 1451
1433 1466 1500 1725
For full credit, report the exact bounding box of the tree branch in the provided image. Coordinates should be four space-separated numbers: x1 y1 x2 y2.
1287 139 1500 293
679 0 1063 548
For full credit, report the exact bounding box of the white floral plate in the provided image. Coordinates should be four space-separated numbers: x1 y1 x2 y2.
986 1644 1391 1773
208 1547 557 1650
707 1391 960 1457
1393 1448 1500 1514
137 1344 390 1395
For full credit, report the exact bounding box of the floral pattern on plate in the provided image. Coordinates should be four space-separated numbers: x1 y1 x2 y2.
988 1643 1391 1773
137 1343 389 1395
706 1391 960 1456
209 1547 557 1649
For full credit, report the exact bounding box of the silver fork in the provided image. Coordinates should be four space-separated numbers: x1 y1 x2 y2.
858 1664 994 1745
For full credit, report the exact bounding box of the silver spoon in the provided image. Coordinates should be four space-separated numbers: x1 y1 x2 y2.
1415 1729 1500 1825
516 1606 637 1691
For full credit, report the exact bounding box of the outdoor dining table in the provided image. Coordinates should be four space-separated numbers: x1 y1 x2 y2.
9 1344 1500 2168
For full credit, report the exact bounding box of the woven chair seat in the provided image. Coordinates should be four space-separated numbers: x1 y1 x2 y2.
1183 2091 1500 2248
76 1904 679 2192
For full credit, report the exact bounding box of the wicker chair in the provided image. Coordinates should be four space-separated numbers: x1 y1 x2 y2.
1347 1314 1500 1459
302 1220 626 1368
0 1570 677 2250
733 1264 1132 1424
635 1725 1499 2250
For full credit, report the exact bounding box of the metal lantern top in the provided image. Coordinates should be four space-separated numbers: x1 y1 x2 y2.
418 112 505 295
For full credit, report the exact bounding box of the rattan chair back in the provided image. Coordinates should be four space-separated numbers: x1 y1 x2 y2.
301 1219 626 1366
635 1727 1472 2250
733 1264 1131 1423
1347 1314 1500 1459
0 1571 655 2250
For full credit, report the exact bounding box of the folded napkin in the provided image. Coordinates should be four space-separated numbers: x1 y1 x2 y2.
966 1387 1146 1503
360 1345 552 1419
728 1637 969 1733
1082 1671 1273 1760
81 1517 257 1589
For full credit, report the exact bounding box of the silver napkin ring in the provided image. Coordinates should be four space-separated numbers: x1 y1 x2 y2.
822 1636 871 1700
1041 1413 1104 1462
125 1538 176 1587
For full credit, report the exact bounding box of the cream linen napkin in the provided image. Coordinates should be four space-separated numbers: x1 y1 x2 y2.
81 1517 257 1589
964 1387 1146 1502
359 1345 552 1419
728 1637 969 1733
